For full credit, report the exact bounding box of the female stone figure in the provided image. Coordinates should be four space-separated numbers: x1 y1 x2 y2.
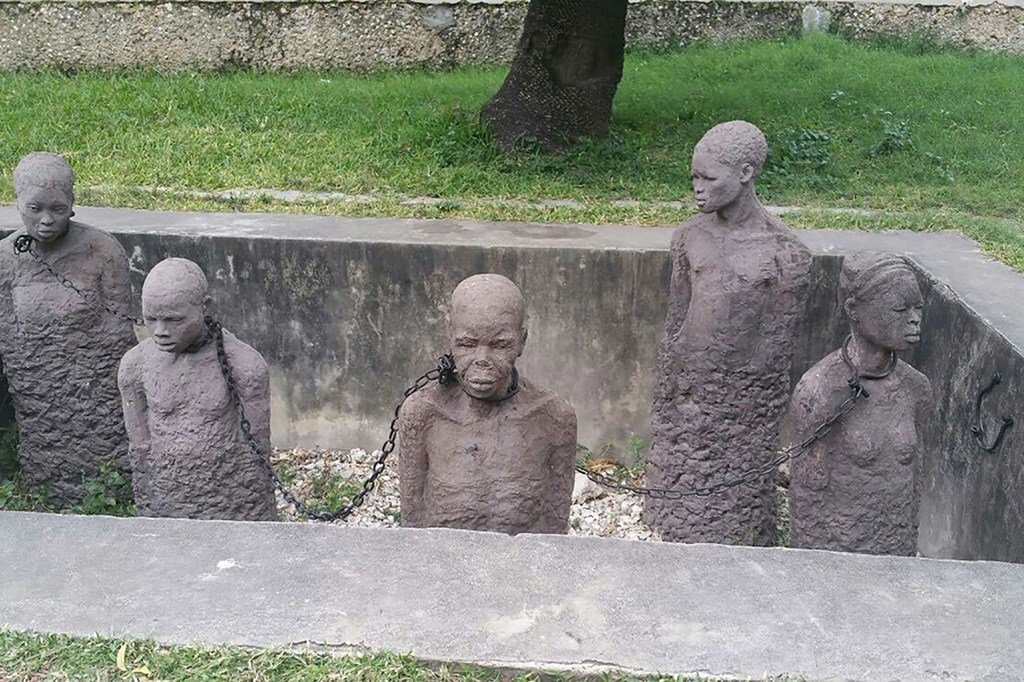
0 153 136 506
644 121 812 545
786 252 932 555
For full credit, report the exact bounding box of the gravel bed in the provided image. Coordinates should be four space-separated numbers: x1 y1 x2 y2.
271 447 661 542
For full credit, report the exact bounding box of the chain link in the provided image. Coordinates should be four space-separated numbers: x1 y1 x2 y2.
576 370 868 500
13 234 145 327
209 316 456 522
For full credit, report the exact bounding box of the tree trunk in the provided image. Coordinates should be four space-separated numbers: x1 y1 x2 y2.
481 0 628 153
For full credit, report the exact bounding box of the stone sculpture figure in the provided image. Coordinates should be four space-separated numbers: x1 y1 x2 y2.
398 274 577 534
786 252 932 555
0 153 136 506
118 258 277 521
644 121 813 545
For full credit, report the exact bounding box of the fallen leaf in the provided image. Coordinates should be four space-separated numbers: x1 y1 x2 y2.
131 665 153 677
116 642 128 672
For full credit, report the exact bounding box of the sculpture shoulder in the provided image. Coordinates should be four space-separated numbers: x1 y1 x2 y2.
399 382 446 428
765 215 812 269
791 351 846 405
222 331 269 379
68 222 129 261
897 360 933 403
516 378 576 430
118 338 153 382
673 214 714 248
0 231 19 273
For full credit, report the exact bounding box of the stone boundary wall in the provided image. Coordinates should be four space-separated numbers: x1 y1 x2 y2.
0 0 1022 73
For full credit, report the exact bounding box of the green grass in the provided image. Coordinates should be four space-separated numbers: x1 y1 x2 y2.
0 630 796 681
0 631 540 681
0 33 1022 269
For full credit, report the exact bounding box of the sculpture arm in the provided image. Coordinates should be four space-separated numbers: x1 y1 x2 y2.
664 227 692 340
99 236 135 322
233 350 273 460
117 353 151 497
544 401 578 533
397 395 430 527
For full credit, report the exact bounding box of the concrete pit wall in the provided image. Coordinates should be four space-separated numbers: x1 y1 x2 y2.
0 207 1021 563
0 0 1022 73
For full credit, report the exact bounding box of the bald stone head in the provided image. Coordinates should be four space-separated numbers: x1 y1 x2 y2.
691 120 768 214
449 274 527 401
142 258 211 354
841 252 924 352
14 152 76 244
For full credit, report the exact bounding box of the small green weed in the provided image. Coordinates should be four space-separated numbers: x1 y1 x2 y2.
303 469 361 518
67 461 135 517
764 128 834 187
869 112 915 156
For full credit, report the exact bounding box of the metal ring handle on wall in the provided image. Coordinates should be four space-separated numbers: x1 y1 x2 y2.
970 373 1015 453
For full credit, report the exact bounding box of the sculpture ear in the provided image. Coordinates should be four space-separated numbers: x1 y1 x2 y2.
518 328 528 357
843 297 858 322
739 163 756 184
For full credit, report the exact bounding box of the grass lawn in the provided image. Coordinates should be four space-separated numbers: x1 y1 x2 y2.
1 630 778 681
0 32 1022 272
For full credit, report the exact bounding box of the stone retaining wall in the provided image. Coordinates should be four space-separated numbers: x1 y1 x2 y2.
2 207 1022 561
0 0 1021 73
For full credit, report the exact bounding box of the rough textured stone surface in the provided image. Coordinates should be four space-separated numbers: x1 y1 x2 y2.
0 207 1020 561
1 0 1020 73
787 253 933 555
645 123 812 545
399 274 576 534
0 156 135 506
3 511 1024 679
118 258 276 521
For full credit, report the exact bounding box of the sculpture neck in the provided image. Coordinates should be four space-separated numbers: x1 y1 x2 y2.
716 187 761 227
847 331 895 376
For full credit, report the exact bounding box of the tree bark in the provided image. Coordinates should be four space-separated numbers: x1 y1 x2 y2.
481 0 628 153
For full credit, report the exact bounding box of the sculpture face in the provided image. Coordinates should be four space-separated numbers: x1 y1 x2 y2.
143 289 206 354
451 307 524 401
18 186 73 243
849 272 924 352
690 152 752 214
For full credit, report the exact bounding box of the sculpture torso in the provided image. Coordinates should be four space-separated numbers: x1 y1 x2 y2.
399 377 576 535
787 352 932 555
0 223 136 505
673 212 810 370
644 209 812 545
118 331 277 521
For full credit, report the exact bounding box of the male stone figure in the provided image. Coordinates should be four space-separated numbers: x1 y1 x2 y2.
118 258 277 521
399 274 577 534
786 252 932 555
644 121 812 545
0 153 136 506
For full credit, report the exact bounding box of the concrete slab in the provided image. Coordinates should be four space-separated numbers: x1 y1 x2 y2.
1 511 1022 680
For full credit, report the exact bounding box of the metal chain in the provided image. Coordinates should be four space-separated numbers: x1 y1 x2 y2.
575 387 863 499
13 234 145 327
209 316 456 522
578 337 888 499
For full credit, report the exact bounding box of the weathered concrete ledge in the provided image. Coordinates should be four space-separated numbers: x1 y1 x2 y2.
0 205 1022 562
0 0 1022 73
1 511 1022 679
